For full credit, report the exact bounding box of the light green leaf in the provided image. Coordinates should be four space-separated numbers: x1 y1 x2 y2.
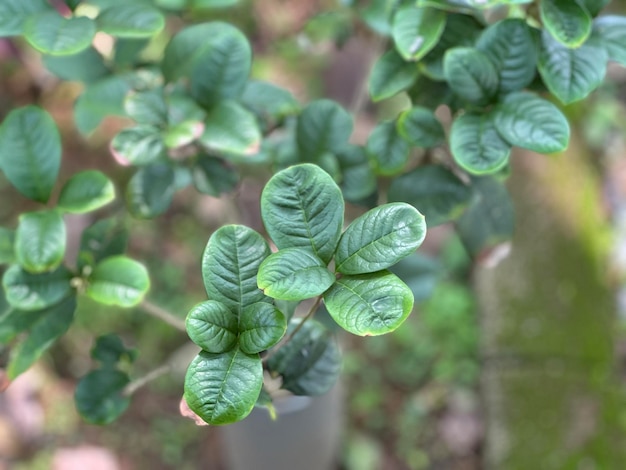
392 6 446 61
42 47 109 83
257 248 335 301
57 170 115 214
184 347 263 425
186 300 238 353
2 265 72 311
450 112 511 175
267 318 341 395
199 101 261 156
538 29 607 104
387 165 472 227
124 88 168 126
261 164 344 264
202 225 270 316
336 145 377 203
97 4 165 38
74 74 134 134
443 47 499 104
368 49 419 102
0 228 15 264
23 11 95 56
296 100 353 161
494 91 570 153
366 120 411 176
238 302 287 354
335 203 426 275
323 271 414 336
125 163 176 219
0 0 52 37
163 120 205 149
15 210 66 274
0 106 61 203
86 256 150 307
110 125 166 166
593 15 626 67
77 218 128 271
540 0 591 48
192 155 239 196
75 369 130 425
396 106 445 148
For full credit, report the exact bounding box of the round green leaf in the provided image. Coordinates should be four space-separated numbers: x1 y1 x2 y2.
192 155 239 196
97 4 165 38
86 256 150 307
396 106 445 148
42 47 109 83
238 302 287 354
186 300 238 353
538 30 607 105
387 165 472 227
184 347 263 425
261 164 344 264
450 112 511 175
110 125 166 166
540 0 592 48
57 170 116 214
366 120 411 176
257 248 335 301
124 89 168 126
593 15 626 67
368 49 419 102
15 210 66 274
323 271 414 336
0 106 61 203
75 369 131 425
199 101 261 156
392 6 446 62
164 120 205 149
494 92 570 154
0 0 52 37
296 100 353 161
443 47 499 104
125 163 176 219
23 12 95 56
335 203 426 275
202 225 270 316
2 265 72 311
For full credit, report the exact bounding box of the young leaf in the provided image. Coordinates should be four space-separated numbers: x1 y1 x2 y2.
443 47 499 104
323 271 414 336
366 120 411 176
0 228 15 264
396 106 445 148
110 126 166 166
43 47 109 83
494 91 570 153
261 164 344 264
0 106 61 203
192 155 239 197
450 112 511 175
202 225 270 316
387 165 472 227
392 6 446 62
335 203 426 275
267 319 341 396
184 347 263 425
91 334 137 368
96 4 165 38
199 101 261 156
257 248 335 301
0 0 52 37
23 11 95 56
296 100 353 162
593 16 626 67
540 0 592 48
75 369 131 425
2 265 72 311
238 302 287 354
77 218 128 271
57 170 116 214
125 163 176 219
124 89 168 126
186 300 238 353
86 256 150 307
368 49 419 102
15 210 66 274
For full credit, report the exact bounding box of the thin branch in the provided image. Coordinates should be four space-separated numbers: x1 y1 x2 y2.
123 364 172 396
139 299 186 332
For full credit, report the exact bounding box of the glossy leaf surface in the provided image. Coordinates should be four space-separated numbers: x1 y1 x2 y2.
186 300 238 353
238 302 287 354
392 6 446 61
540 0 591 48
86 256 150 307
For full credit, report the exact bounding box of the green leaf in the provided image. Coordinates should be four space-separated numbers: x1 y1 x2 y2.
0 307 47 344
578 0 609 17
476 18 537 93
540 0 592 48
366 120 411 176
75 369 130 425
267 319 341 395
443 47 499 104
387 165 472 227
241 80 300 124
96 4 165 38
7 295 76 379
323 271 414 336
336 145 377 203
91 334 137 368
0 228 15 264
77 218 128 271
74 74 134 134
396 106 445 148
450 112 511 175
593 15 626 67
57 170 116 214
238 302 287 354
202 225 270 316
0 0 52 37
2 265 72 311
163 120 205 149
407 74 457 110
261 164 344 264
186 300 238 353
257 248 335 301
86 256 150 307
15 210 66 274
369 49 419 102
110 125 166 166
184 347 263 425
335 203 426 275
296 100 353 161
494 91 570 153
124 88 168 126
392 6 446 62
192 155 239 197
125 164 176 219
538 29 607 105
0 106 61 203
199 101 261 156
23 11 95 56
42 47 109 83
389 253 442 303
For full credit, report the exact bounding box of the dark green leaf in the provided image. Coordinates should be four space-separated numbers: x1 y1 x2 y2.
23 11 95 56
0 0 52 37
407 74 456 110
91 334 137 368
238 302 287 354
124 88 168 126
396 106 445 148
186 300 238 353
113 38 149 68
86 256 150 307
366 120 411 176
57 170 116 214
42 47 109 83
389 253 442 303
578 0 610 17
75 369 130 425
0 228 15 264
296 100 353 161
443 47 499 104
74 74 134 134
199 102 261 156
125 164 176 219
241 80 300 124
593 15 626 67
15 210 66 273
192 155 239 196
77 218 128 271
2 265 72 311
392 6 446 61
0 307 47 344
540 0 592 48
369 49 419 102
110 126 166 166
336 145 377 203
97 4 165 38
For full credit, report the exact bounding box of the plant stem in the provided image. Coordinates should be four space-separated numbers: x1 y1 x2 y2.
123 364 172 396
139 299 186 332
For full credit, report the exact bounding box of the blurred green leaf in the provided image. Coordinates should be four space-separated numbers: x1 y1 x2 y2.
369 49 419 102
23 11 95 56
192 155 239 196
91 333 137 368
593 15 626 67
124 88 168 126
125 163 176 219
443 47 498 104
238 302 286 354
96 4 165 38
2 265 72 311
396 106 444 148
110 125 166 166
336 145 377 203
15 211 66 274
296 100 353 162
199 101 261 156
77 218 128 271
392 6 446 61
366 120 410 176
186 300 238 353
75 369 131 424
43 47 109 83
0 0 52 37
86 256 150 307
58 170 116 214
540 0 591 48
0 228 15 265
163 120 204 149
241 80 300 124
74 74 134 134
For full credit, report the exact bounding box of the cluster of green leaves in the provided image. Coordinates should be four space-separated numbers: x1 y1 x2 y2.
184 163 427 425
